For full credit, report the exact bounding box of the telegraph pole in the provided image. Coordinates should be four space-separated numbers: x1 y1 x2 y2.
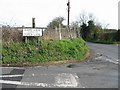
67 0 72 38
67 0 70 28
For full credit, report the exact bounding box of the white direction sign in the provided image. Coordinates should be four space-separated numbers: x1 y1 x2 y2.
23 28 42 36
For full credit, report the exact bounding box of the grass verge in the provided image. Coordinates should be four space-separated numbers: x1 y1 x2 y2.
91 40 120 44
2 38 89 66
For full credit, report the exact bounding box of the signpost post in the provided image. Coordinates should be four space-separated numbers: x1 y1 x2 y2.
23 18 43 44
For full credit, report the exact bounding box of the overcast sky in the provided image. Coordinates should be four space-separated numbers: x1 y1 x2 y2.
0 0 119 29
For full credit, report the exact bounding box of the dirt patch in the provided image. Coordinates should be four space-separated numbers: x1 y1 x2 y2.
113 44 120 46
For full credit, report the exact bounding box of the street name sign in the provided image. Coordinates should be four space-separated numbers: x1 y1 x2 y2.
23 28 42 36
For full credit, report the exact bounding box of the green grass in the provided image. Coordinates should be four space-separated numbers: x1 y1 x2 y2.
2 38 89 65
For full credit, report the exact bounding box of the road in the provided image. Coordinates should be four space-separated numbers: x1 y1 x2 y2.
0 42 119 89
87 42 119 64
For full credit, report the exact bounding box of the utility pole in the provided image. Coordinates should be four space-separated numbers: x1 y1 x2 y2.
67 0 70 28
67 0 72 38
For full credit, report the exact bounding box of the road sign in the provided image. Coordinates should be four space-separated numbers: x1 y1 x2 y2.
23 28 42 36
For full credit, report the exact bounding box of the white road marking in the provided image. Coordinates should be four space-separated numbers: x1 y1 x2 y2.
0 73 80 88
0 80 49 87
0 67 24 69
95 56 119 64
0 73 53 78
0 74 24 78
55 73 79 87
106 58 119 64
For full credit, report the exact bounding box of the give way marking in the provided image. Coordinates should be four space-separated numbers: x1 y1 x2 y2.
0 73 81 88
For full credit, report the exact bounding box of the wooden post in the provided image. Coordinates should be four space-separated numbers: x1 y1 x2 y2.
25 37 27 43
55 26 58 39
32 18 35 28
59 24 62 40
42 29 44 36
22 26 28 43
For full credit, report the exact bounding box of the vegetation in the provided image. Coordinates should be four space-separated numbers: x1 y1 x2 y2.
92 40 120 44
2 38 89 65
47 16 65 29
80 21 119 43
73 12 119 44
2 11 118 66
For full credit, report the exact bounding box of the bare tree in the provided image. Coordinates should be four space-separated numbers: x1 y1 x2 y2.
88 13 96 22
78 11 97 25
70 21 79 29
78 11 88 25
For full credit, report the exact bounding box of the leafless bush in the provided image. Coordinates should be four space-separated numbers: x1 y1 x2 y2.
2 26 80 43
42 27 80 40
2 27 23 43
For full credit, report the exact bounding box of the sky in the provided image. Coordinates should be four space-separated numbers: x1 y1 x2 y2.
0 0 119 29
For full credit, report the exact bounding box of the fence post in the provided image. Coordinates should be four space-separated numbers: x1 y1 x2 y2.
55 27 58 39
59 24 62 40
